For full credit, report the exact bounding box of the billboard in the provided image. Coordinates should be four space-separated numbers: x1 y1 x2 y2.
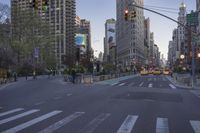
75 34 87 46
106 23 116 48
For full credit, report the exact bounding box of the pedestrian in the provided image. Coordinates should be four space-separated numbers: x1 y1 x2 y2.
33 70 36 80
13 72 17 82
71 69 76 84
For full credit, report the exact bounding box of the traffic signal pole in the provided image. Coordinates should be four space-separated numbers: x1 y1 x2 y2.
131 2 198 88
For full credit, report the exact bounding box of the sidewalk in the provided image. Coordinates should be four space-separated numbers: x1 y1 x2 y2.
94 74 139 85
166 76 200 90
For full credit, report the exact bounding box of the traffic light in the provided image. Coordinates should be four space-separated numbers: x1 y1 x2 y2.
197 52 200 58
129 10 136 21
124 9 129 21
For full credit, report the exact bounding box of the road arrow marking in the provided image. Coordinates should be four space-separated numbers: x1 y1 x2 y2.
148 83 153 88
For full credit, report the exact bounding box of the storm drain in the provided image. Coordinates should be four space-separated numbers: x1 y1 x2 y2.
113 92 183 103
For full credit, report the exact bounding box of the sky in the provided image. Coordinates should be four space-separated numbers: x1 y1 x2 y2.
2 0 196 59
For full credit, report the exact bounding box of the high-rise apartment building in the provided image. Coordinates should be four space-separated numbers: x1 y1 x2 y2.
116 0 144 71
11 0 76 70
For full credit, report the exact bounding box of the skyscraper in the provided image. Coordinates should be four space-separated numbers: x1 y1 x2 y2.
11 0 76 70
177 2 186 57
49 0 76 70
116 0 144 71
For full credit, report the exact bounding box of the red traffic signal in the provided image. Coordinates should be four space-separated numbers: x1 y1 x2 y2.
124 9 129 21
197 52 200 58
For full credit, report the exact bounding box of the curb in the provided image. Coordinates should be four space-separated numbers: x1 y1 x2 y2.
166 76 197 89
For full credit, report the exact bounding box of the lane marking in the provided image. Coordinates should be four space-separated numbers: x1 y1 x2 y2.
111 83 118 86
156 118 169 133
79 113 110 133
2 111 62 133
119 83 126 86
35 102 45 106
190 120 200 133
148 83 153 88
0 109 39 125
67 93 72 97
139 82 144 87
53 96 62 100
38 112 84 133
169 84 176 89
117 115 138 133
0 108 24 117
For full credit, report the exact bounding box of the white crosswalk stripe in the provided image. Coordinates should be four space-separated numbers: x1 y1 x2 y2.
111 83 118 86
2 111 62 133
156 118 169 133
190 120 200 133
0 109 39 125
0 108 24 117
169 84 176 89
38 112 85 133
2 108 200 133
79 113 110 133
117 115 138 133
119 83 126 86
139 82 144 87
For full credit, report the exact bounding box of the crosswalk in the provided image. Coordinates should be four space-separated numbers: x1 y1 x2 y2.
1 108 199 133
110 82 177 89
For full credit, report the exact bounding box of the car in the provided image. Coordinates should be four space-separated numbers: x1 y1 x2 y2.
140 70 148 75
163 69 171 75
153 69 161 75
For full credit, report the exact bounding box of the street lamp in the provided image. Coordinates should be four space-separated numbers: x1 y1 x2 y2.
180 54 185 60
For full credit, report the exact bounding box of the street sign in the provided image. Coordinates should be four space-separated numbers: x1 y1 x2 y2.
187 11 199 26
34 47 39 58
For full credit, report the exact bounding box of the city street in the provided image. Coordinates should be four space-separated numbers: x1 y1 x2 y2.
0 75 200 133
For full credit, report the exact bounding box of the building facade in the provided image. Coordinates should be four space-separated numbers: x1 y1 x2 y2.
177 3 187 58
144 18 150 67
116 0 145 71
11 0 76 70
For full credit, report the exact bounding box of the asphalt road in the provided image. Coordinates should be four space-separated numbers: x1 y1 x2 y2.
0 75 200 133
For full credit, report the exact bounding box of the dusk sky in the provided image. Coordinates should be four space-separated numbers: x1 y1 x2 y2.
2 0 196 58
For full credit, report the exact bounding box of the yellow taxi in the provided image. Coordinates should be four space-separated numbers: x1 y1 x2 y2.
163 69 170 75
153 68 161 75
140 70 148 75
